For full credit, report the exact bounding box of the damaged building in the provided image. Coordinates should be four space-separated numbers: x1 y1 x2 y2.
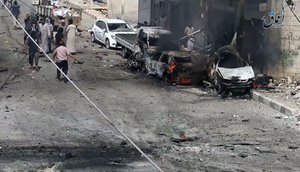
137 0 300 80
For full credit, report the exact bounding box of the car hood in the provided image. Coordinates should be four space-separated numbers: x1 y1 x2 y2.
218 66 255 80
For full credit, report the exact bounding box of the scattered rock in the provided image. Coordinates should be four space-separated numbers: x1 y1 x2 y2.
0 68 8 72
5 105 9 109
238 152 248 158
296 115 300 121
65 152 75 160
288 145 299 150
120 140 127 146
255 147 276 154
275 116 282 119
44 162 63 172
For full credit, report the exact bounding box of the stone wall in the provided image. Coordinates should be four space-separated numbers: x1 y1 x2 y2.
280 0 300 79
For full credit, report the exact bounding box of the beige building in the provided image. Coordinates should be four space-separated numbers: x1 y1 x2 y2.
107 0 139 24
280 0 300 79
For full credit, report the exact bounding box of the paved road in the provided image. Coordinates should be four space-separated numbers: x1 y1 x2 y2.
0 1 299 171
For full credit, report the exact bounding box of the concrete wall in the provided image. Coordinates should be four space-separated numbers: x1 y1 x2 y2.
138 0 152 24
107 0 139 25
280 0 300 79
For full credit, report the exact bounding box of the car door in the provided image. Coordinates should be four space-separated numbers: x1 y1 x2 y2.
94 21 102 42
156 53 169 78
99 21 107 42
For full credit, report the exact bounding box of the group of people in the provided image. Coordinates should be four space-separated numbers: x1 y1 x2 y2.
2 0 21 29
23 13 81 82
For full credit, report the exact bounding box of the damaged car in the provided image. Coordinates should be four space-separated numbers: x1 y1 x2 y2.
145 51 193 85
208 44 255 95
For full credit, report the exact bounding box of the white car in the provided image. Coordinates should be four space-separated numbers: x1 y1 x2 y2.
89 19 135 49
32 0 39 5
50 0 59 6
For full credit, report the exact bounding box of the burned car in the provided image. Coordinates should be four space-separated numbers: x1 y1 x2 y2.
208 45 255 94
145 51 193 85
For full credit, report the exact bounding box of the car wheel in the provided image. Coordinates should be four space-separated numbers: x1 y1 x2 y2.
121 47 129 59
105 39 110 49
127 55 135 70
214 74 225 94
91 33 96 43
163 72 171 84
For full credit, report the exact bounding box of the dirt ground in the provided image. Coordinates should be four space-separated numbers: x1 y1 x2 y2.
0 3 300 172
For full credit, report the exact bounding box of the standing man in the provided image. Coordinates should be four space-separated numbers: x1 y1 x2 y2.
38 18 50 53
46 18 53 53
25 29 40 71
24 14 32 44
10 0 20 29
52 41 79 83
184 23 195 52
65 19 77 54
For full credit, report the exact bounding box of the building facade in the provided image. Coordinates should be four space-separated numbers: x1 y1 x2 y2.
279 0 300 78
107 0 139 25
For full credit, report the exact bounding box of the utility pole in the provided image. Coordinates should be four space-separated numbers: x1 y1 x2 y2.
121 0 125 19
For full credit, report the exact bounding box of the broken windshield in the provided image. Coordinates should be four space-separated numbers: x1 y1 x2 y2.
218 53 247 68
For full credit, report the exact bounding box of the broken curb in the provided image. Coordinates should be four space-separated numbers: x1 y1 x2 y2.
251 90 296 116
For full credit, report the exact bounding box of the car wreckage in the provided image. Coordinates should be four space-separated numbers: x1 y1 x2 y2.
207 44 255 95
145 51 194 85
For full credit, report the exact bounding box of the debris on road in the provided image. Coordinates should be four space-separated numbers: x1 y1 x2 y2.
288 145 299 150
0 68 8 72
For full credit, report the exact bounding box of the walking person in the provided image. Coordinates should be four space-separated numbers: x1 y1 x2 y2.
25 29 40 71
46 17 53 53
52 41 79 83
10 0 20 29
38 18 50 53
65 19 77 54
24 14 32 44
6 0 11 10
2 0 7 9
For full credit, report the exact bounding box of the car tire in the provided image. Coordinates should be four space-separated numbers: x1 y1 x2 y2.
163 72 171 84
91 33 96 43
214 74 225 94
121 47 130 59
105 39 110 49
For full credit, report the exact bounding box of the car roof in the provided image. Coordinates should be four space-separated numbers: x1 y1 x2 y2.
97 19 127 24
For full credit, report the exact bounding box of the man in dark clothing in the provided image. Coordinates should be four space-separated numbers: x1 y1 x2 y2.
24 14 32 43
2 0 7 9
10 0 20 29
25 30 40 71
55 27 64 48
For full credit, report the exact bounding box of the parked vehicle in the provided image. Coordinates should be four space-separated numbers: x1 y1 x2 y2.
33 1 82 31
32 0 40 5
116 27 172 58
115 27 173 71
89 19 135 49
50 0 59 6
145 51 194 85
207 44 255 95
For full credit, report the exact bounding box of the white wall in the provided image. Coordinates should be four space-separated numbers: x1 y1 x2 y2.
107 0 139 24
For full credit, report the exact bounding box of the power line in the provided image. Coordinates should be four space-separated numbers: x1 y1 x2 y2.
0 1 163 171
